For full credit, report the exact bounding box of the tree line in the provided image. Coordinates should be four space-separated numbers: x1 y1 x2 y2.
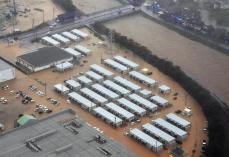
93 23 229 157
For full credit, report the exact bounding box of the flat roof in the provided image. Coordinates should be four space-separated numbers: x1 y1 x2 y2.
41 36 60 46
91 84 119 100
105 102 135 120
55 62 73 70
80 88 108 104
17 47 73 68
64 48 81 57
54 84 69 92
166 113 191 128
85 71 104 81
68 92 96 109
139 89 152 96
62 31 79 41
113 56 139 69
77 75 92 85
159 85 171 91
90 64 113 77
75 45 91 54
104 59 128 72
113 76 141 91
151 95 168 105
52 34 70 43
0 59 13 71
129 71 156 86
103 80 130 95
66 80 81 89
71 29 89 38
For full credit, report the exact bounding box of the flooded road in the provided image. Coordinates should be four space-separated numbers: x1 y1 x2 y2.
105 14 229 104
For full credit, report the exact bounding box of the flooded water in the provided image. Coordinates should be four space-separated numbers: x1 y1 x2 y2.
105 14 229 104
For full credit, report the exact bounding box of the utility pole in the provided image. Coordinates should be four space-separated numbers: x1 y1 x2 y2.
53 7 55 20
13 0 16 15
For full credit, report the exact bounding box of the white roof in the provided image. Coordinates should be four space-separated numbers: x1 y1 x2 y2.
113 56 139 69
103 80 130 95
71 29 89 38
128 94 157 111
68 92 96 109
139 89 152 97
42 36 60 46
151 95 168 106
64 48 81 57
153 118 187 138
91 84 119 100
93 107 122 124
113 76 141 91
66 80 81 89
55 62 73 70
142 123 175 144
104 59 128 72
80 88 107 104
90 64 113 77
77 76 92 85
159 85 171 91
105 102 134 120
85 71 103 81
61 31 79 41
52 34 70 43
75 45 91 55
166 113 191 128
54 84 69 92
129 71 156 86
130 128 163 149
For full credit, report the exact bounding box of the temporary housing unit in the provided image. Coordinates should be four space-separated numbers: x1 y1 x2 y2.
0 59 15 83
91 84 120 100
117 98 146 116
77 75 93 86
80 88 108 105
41 36 60 47
142 123 176 146
90 64 113 78
103 59 128 73
150 95 169 108
165 113 191 130
85 71 104 82
138 89 152 98
54 84 70 95
55 62 73 72
65 79 81 91
105 102 135 121
71 29 89 39
152 118 188 141
103 80 130 96
113 55 139 70
61 31 80 41
113 76 141 92
128 94 157 112
64 48 81 59
68 92 96 110
158 85 171 94
52 34 71 45
74 45 91 55
129 128 163 152
92 107 123 127
129 71 157 87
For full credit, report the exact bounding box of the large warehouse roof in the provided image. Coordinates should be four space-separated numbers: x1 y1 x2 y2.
17 47 73 67
0 59 13 71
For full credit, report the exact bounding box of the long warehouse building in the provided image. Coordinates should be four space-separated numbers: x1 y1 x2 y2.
0 59 15 83
103 80 130 96
113 76 141 92
103 59 128 73
41 36 60 47
52 34 70 45
129 71 157 87
91 84 120 100
90 64 113 78
150 95 169 108
65 79 81 91
61 31 79 41
80 88 108 105
166 113 191 130
77 75 93 86
85 71 104 82
113 55 139 70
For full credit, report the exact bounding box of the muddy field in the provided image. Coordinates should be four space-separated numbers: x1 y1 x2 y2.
0 28 206 157
105 14 229 105
72 0 122 14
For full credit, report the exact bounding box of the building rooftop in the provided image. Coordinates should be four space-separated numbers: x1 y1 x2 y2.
0 59 13 71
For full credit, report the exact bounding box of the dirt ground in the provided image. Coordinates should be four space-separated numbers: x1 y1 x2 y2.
72 0 122 14
0 28 206 157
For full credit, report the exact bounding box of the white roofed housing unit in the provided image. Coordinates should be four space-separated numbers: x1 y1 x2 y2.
55 62 73 72
71 29 89 39
91 84 120 100
92 107 123 127
113 56 139 70
61 31 80 41
142 123 176 146
75 45 91 55
41 36 60 47
68 92 96 110
85 71 104 82
113 76 141 92
103 59 128 73
159 85 171 94
0 59 16 83
139 89 152 98
52 34 71 45
129 128 163 152
90 64 113 78
152 118 188 141
77 75 93 86
103 80 130 96
65 79 81 91
128 94 157 112
105 102 135 121
80 88 108 105
117 98 146 116
54 83 70 95
64 48 81 59
151 95 169 108
166 113 191 130
129 71 157 87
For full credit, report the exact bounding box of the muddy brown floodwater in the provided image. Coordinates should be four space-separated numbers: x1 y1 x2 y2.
105 14 229 105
